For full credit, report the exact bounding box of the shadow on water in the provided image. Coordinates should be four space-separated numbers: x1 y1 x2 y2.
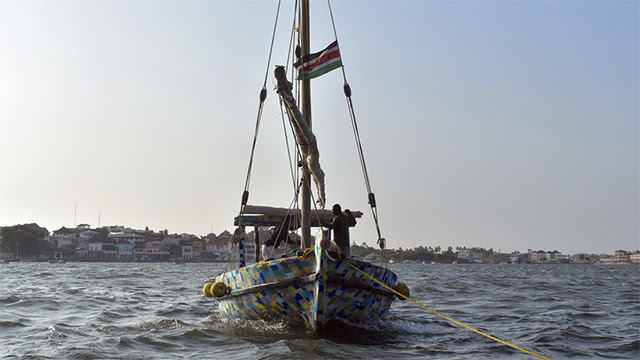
246 314 446 346
321 317 407 345
198 308 453 346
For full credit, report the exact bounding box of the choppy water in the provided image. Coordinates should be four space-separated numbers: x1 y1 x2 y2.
1 262 638 359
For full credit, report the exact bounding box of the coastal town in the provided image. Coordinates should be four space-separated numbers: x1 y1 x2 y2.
0 223 638 264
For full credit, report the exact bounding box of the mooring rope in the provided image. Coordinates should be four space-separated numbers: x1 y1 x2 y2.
343 260 551 360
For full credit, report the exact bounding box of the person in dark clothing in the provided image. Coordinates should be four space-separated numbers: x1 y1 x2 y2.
322 204 356 259
264 215 299 249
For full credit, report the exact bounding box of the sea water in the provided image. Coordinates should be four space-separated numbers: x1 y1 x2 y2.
1 262 638 359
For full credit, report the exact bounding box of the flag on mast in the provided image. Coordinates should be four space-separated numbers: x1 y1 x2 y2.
294 41 342 80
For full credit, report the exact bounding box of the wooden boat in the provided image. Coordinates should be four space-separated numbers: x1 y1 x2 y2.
203 0 408 333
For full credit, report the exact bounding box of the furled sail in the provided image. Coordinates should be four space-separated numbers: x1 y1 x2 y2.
274 66 326 209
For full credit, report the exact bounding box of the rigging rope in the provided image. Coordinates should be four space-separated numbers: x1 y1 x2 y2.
343 260 552 360
279 97 299 192
326 0 387 260
232 0 284 269
286 0 299 71
239 0 283 214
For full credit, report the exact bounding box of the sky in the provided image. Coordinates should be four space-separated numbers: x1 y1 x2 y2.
0 0 638 255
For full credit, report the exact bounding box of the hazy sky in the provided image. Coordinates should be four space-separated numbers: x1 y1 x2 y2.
1 0 638 255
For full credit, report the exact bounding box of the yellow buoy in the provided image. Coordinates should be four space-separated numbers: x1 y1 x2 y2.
203 283 214 297
211 281 228 297
394 282 410 301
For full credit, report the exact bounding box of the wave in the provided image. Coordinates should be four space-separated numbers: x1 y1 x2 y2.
35 272 55 277
2 262 638 360
0 295 21 304
0 319 31 328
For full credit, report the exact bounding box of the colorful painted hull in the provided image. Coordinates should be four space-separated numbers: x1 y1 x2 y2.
213 243 397 332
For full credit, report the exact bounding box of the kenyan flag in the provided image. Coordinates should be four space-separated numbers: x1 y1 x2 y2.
294 41 342 80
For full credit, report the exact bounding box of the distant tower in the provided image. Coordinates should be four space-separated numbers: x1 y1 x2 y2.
98 211 101 227
74 202 77 227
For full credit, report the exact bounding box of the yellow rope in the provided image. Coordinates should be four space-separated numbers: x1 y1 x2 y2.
332 241 342 258
343 260 551 360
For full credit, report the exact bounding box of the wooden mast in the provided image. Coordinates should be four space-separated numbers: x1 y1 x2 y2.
300 0 312 248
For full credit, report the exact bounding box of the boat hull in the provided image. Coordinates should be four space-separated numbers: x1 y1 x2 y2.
214 250 397 332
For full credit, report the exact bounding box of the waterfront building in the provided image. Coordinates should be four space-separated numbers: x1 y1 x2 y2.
108 232 145 243
161 236 182 247
103 244 118 260
116 240 133 260
144 241 170 261
458 249 471 259
206 238 230 259
181 244 193 260
56 236 73 248
192 240 206 258
531 251 549 263
614 250 630 262
133 242 145 260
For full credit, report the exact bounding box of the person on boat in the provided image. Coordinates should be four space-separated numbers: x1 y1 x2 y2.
322 204 356 259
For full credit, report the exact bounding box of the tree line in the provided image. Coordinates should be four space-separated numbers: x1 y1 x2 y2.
0 225 42 255
351 242 460 263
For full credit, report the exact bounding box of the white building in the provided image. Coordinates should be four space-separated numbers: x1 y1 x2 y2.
206 239 230 258
133 242 145 260
458 249 471 259
117 241 133 260
57 236 74 248
182 245 193 260
88 238 106 251
79 230 98 239
108 232 145 243
78 230 98 250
